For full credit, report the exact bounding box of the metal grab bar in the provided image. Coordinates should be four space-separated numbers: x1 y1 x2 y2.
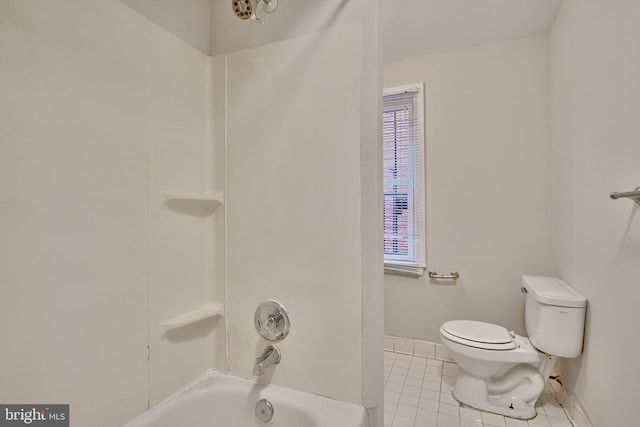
428 270 459 280
610 187 640 204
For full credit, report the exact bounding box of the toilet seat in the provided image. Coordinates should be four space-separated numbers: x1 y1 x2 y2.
441 320 516 350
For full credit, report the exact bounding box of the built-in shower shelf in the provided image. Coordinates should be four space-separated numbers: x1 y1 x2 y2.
160 302 224 330
164 191 224 212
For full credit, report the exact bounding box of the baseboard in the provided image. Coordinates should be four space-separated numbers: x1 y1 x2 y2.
557 387 593 427
383 335 453 362
384 335 593 427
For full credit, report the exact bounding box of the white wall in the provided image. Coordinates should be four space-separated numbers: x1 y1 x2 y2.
383 35 551 342
224 22 366 404
0 1 220 424
549 0 640 424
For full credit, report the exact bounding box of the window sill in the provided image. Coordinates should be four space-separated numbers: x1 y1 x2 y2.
384 263 426 277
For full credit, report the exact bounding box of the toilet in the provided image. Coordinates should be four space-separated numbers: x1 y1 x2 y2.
439 276 587 419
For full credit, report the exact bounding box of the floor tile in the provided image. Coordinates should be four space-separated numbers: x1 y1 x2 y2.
439 391 458 406
405 376 423 388
399 394 420 407
392 414 415 427
411 355 428 364
384 411 394 426
396 403 418 419
422 380 441 392
408 368 427 379
481 411 506 426
438 402 459 417
440 381 454 394
504 417 528 426
425 365 442 374
385 400 399 413
419 397 439 412
385 390 401 403
388 373 406 384
542 404 566 419
547 416 573 427
421 389 440 401
395 359 411 368
459 406 482 422
424 373 442 382
436 412 460 427
416 408 439 423
403 384 422 397
528 415 552 427
386 382 403 393
392 366 409 376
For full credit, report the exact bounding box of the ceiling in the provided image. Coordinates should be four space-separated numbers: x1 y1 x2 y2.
120 0 563 62
382 0 562 62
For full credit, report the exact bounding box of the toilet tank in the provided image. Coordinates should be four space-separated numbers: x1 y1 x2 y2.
522 276 587 358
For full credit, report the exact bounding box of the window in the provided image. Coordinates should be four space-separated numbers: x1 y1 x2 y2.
383 84 425 276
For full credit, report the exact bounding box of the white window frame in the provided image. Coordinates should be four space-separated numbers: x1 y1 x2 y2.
383 83 426 276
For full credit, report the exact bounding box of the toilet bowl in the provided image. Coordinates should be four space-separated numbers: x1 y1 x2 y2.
440 320 552 419
439 276 587 420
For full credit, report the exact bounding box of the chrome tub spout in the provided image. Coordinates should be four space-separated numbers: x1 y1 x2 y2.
253 345 281 376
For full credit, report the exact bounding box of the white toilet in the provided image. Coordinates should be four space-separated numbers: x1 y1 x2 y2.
439 276 587 419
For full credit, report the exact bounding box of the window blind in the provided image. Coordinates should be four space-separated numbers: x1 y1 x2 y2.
383 86 425 274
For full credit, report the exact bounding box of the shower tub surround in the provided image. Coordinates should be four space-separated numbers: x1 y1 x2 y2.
122 370 367 427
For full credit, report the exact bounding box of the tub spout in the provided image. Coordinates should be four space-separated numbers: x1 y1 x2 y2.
253 345 281 376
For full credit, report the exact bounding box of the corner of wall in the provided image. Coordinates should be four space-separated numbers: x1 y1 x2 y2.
556 383 594 427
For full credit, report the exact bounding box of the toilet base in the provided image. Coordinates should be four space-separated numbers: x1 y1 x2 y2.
452 375 538 420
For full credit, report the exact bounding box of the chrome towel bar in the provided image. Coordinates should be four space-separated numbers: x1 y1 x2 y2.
610 187 640 204
428 271 459 280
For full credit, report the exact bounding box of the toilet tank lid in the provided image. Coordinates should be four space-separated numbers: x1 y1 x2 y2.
521 276 587 308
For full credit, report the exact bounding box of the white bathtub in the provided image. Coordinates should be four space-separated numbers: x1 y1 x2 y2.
123 371 367 427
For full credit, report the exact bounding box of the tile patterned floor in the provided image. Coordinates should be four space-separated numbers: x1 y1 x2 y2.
384 351 574 427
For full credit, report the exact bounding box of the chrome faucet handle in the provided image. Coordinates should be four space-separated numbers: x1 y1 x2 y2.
255 300 290 342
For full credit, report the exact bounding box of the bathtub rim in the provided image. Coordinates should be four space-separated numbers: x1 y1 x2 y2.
122 369 367 427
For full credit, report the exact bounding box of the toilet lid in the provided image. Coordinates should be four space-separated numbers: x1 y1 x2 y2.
441 320 516 350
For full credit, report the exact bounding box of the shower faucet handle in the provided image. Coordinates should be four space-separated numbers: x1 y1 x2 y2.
255 300 290 342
